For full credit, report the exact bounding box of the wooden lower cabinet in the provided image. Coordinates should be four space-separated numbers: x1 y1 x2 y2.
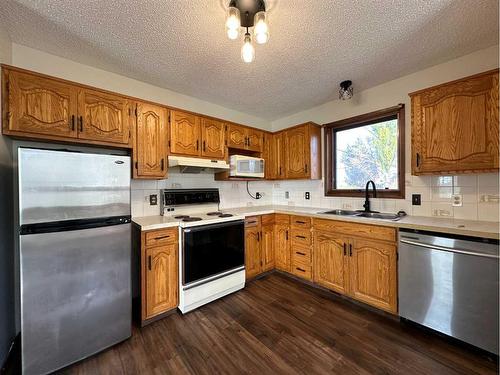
313 231 349 294
312 219 398 314
245 215 275 279
349 238 397 313
274 215 291 272
140 227 179 323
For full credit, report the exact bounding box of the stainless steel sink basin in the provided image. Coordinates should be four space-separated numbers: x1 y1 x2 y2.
320 209 402 221
321 209 359 216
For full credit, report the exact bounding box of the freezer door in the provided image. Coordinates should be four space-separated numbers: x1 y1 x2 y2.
20 224 132 375
19 148 130 225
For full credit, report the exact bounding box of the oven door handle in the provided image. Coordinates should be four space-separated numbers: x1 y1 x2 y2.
400 239 500 259
182 219 245 233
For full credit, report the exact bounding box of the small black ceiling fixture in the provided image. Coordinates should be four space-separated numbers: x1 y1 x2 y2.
339 80 353 100
225 0 269 63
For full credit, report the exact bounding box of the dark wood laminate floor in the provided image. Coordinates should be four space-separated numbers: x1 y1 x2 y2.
60 273 498 375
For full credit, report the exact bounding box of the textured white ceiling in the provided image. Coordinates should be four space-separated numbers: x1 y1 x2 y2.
1 0 498 120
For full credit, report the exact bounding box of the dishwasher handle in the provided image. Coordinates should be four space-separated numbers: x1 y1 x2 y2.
400 239 499 259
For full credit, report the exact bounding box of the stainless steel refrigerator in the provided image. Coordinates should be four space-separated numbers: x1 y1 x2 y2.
18 147 132 375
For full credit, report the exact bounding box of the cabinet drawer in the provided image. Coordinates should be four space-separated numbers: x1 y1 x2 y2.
291 259 312 280
291 247 311 263
291 228 311 246
275 214 290 225
145 228 178 247
313 218 396 242
261 214 275 226
291 215 311 228
245 216 261 227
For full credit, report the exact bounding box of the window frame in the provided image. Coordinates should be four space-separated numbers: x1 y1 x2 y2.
324 104 405 199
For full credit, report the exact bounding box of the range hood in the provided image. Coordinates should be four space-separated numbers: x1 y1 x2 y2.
168 155 230 174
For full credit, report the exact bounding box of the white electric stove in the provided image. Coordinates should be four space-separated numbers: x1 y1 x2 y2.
161 189 246 313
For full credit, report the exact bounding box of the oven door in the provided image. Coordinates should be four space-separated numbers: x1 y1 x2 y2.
182 220 245 286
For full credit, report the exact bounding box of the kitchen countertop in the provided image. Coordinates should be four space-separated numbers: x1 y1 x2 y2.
133 205 500 240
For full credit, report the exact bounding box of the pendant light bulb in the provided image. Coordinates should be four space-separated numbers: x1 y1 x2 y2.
226 6 240 40
241 32 255 63
253 11 269 44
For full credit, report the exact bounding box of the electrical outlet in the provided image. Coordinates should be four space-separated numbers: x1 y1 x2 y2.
285 191 290 199
452 194 463 207
412 194 421 206
305 192 310 200
149 194 157 205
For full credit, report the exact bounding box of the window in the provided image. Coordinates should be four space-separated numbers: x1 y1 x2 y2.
324 105 405 198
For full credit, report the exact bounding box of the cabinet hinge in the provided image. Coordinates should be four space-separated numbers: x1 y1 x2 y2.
225 125 228 131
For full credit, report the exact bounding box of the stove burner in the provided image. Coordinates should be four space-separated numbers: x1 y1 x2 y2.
218 213 233 218
174 215 190 219
206 211 222 216
183 217 202 222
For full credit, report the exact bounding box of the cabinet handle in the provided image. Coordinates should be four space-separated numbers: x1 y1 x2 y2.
296 251 306 256
295 220 306 224
154 235 170 240
295 235 306 239
161 158 164 171
70 115 75 131
257 231 260 241
305 164 308 173
285 230 289 240
248 137 251 147
279 166 282 176
349 244 353 257
79 116 83 132
343 243 347 256
196 140 199 150
416 153 421 167
296 267 306 273
203 140 206 152
148 255 152 270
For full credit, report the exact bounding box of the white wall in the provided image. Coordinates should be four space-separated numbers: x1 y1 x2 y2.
270 45 500 222
0 23 15 367
10 44 271 130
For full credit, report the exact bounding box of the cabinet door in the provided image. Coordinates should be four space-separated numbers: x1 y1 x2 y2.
77 89 130 144
145 243 178 319
135 102 168 179
412 70 499 174
247 128 263 152
274 224 290 272
349 238 397 313
274 132 286 179
201 118 225 159
226 124 247 149
170 110 201 156
313 231 349 294
285 125 310 179
7 70 78 138
245 224 262 279
261 224 275 272
263 133 275 179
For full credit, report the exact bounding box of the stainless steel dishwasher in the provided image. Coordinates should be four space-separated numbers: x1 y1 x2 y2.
399 229 499 354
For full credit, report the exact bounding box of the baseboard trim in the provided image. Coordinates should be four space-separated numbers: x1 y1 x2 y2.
0 333 20 375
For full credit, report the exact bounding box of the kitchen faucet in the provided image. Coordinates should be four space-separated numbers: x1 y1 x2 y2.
362 180 378 213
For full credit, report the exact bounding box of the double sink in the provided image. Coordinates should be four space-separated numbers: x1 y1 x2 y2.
320 209 403 221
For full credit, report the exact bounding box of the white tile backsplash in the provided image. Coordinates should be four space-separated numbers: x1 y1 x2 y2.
130 171 500 222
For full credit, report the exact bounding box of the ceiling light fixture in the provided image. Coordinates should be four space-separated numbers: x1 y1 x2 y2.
226 0 269 63
339 80 353 100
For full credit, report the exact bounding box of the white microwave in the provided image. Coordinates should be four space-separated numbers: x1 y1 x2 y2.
229 155 265 178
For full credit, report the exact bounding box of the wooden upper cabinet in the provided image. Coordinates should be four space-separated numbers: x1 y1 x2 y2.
134 102 168 179
246 128 263 152
349 238 397 314
77 88 131 145
170 110 201 156
201 117 225 159
410 69 499 175
283 123 322 180
313 231 349 294
145 243 178 319
6 70 78 138
273 132 286 179
226 123 263 152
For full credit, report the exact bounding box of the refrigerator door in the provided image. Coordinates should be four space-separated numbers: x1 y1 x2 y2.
20 223 132 375
19 148 130 225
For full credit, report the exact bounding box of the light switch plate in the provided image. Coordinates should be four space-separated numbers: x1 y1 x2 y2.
452 194 463 207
